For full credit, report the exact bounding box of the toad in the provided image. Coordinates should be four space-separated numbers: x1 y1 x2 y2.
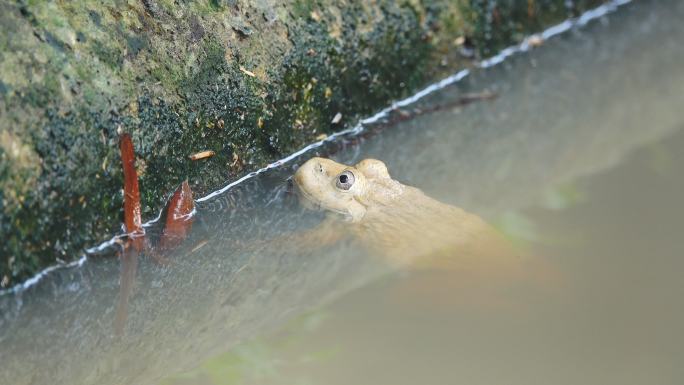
293 157 513 266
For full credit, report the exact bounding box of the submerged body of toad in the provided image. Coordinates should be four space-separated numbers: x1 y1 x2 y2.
293 157 512 266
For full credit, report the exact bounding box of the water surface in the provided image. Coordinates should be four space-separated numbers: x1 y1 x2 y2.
171 126 684 385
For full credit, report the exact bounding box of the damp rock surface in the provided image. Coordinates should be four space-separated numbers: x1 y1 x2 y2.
0 0 605 284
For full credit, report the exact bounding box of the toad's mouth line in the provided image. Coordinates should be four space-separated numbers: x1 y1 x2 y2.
293 180 360 222
293 180 334 212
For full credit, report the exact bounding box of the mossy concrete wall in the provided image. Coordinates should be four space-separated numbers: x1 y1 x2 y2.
0 0 604 286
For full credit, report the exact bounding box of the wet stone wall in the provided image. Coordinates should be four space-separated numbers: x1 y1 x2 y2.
0 0 604 285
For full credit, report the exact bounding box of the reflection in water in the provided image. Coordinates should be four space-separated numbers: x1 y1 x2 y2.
2 0 684 384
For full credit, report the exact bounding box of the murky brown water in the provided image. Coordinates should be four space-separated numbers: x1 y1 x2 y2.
2 0 684 384
166 126 684 385
161 1 684 384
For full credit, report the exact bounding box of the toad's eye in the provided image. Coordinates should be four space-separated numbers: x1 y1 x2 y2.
336 170 355 190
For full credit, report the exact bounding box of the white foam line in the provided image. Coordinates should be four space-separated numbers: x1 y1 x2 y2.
0 0 632 297
84 234 127 253
1 255 88 295
543 20 574 40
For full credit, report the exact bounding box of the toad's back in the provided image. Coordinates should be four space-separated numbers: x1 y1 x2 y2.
351 184 506 264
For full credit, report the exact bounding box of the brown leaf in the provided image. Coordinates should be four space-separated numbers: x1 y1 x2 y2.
159 180 195 251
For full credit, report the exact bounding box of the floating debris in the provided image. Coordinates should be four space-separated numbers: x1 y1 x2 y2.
315 133 328 141
528 35 544 47
331 112 342 124
382 91 498 127
189 150 215 160
190 240 209 253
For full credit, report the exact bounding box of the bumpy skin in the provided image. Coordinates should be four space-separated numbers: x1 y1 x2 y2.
294 157 505 265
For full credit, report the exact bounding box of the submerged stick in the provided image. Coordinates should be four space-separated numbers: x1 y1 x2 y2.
387 91 498 125
119 133 144 252
114 249 138 336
